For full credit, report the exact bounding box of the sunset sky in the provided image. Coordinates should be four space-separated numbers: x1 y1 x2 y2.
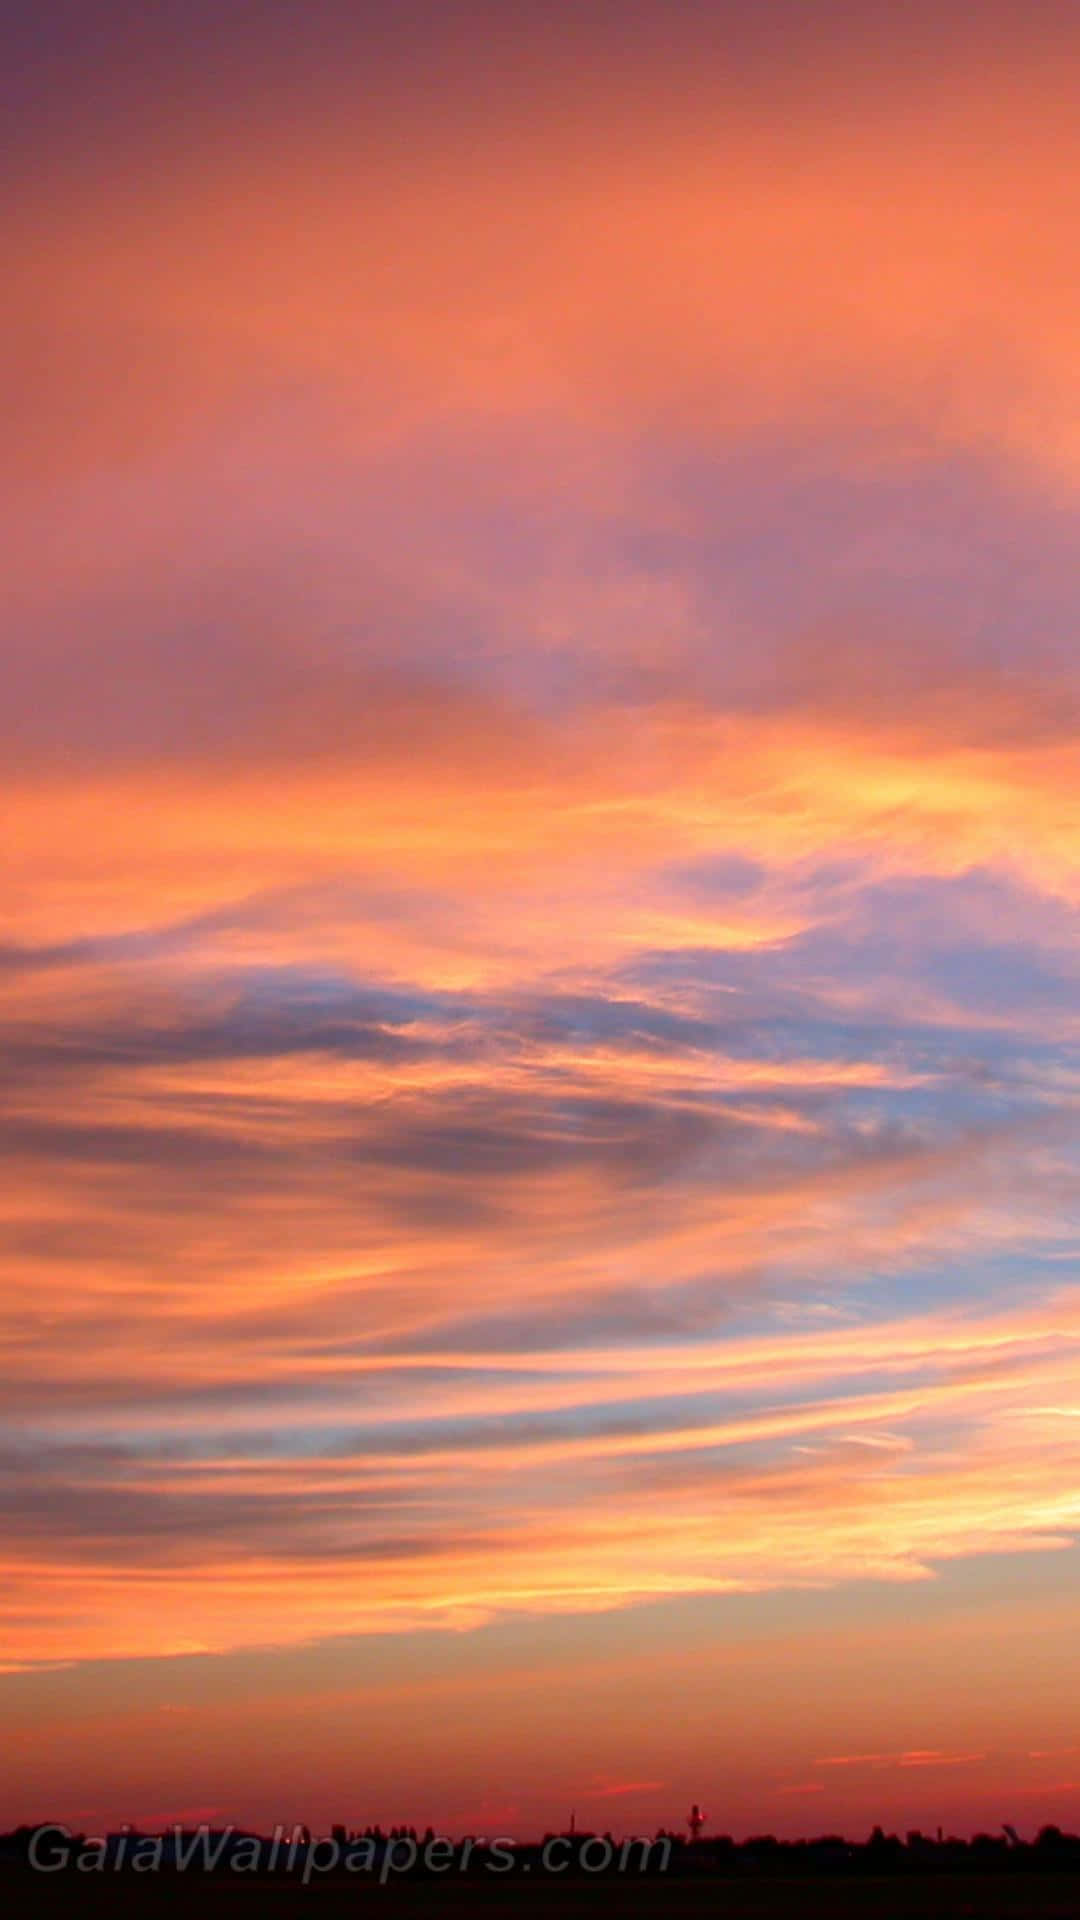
4 0 1080 1842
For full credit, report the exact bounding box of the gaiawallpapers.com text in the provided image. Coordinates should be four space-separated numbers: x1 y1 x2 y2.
26 1824 673 1883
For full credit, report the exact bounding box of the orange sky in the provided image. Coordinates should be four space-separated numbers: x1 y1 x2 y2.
3 0 1080 1840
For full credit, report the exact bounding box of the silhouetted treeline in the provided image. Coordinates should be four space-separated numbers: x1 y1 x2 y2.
4 1820 1080 1879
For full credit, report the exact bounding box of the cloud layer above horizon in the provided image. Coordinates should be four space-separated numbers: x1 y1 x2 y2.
4 2 1080 1828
